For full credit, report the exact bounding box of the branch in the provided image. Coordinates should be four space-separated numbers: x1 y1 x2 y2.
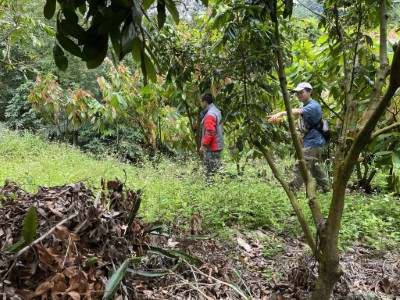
349 0 364 94
317 95 342 122
252 140 317 254
14 212 79 259
371 121 400 140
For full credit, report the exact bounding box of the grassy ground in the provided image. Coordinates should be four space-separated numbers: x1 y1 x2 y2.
0 127 399 253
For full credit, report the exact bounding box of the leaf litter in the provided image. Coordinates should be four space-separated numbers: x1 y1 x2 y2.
0 180 399 299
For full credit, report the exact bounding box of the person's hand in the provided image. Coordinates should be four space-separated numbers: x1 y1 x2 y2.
199 145 205 154
268 113 282 125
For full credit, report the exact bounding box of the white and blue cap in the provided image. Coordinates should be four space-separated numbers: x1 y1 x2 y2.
292 82 312 92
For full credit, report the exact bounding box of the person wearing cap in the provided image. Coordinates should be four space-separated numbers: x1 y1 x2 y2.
199 93 225 179
269 82 330 193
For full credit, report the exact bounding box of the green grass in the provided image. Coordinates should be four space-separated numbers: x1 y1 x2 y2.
0 127 399 253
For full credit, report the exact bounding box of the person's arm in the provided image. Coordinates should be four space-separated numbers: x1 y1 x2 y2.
270 108 302 121
199 115 217 154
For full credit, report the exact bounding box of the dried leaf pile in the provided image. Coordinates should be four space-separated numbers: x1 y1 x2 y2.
0 180 249 300
0 180 399 300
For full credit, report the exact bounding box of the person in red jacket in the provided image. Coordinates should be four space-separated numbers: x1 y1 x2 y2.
199 93 225 178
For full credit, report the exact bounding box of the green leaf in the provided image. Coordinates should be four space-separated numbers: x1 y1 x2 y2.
128 259 182 277
121 17 137 58
2 239 27 254
131 2 143 27
53 44 68 71
137 245 202 267
22 207 37 244
109 27 122 59
86 43 108 69
165 0 179 24
128 269 170 277
75 0 85 6
185 235 214 240
44 0 56 19
144 221 168 234
104 258 143 300
56 34 82 57
392 153 400 168
157 0 166 29
83 257 98 268
78 3 87 15
60 20 87 40
82 34 108 61
98 10 130 34
199 0 208 7
167 249 203 267
143 0 156 9
131 37 143 63
283 0 293 19
143 52 157 83
126 190 142 227
63 7 79 23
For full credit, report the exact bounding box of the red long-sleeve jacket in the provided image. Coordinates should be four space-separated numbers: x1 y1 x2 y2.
201 114 219 151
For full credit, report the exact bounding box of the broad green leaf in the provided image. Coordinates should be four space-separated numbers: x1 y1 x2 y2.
165 0 179 25
115 0 131 8
83 257 98 268
63 7 79 23
144 221 168 234
126 191 142 227
199 0 208 7
131 37 143 63
140 245 202 266
121 17 136 58
109 28 121 59
3 239 26 254
283 0 293 19
117 94 128 108
53 44 68 71
140 245 178 259
128 259 182 277
143 52 157 83
185 235 214 240
86 44 107 69
375 151 392 156
60 20 87 40
157 0 166 29
78 2 86 14
392 153 400 168
167 249 203 267
82 34 108 61
104 257 143 300
22 207 37 244
131 2 143 27
128 269 170 277
56 34 82 57
98 10 130 34
75 0 85 6
44 0 56 19
143 0 156 9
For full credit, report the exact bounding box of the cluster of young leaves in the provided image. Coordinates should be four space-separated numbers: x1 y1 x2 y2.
28 73 94 131
97 59 195 151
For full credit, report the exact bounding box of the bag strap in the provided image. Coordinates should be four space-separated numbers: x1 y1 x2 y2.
308 118 323 132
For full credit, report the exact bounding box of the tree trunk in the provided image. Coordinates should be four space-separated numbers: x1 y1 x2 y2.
312 262 342 300
312 227 343 300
